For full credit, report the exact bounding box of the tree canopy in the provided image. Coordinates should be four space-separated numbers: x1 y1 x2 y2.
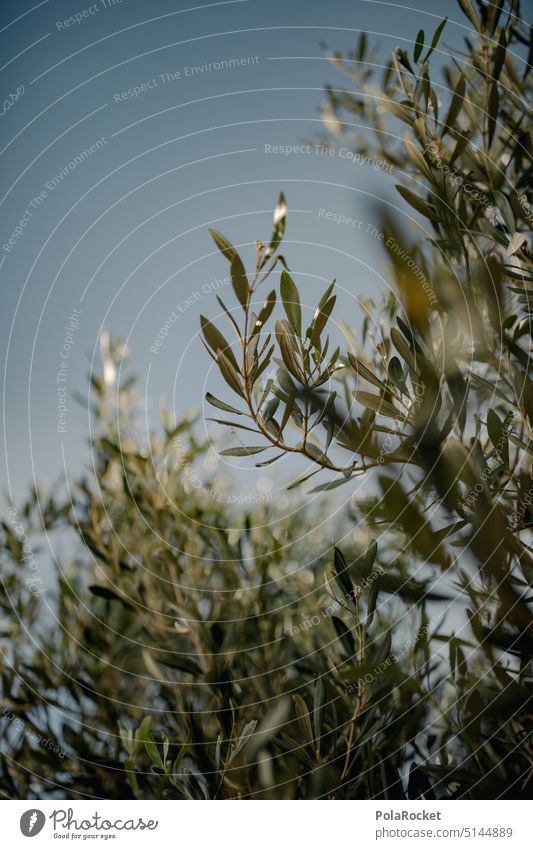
1 0 531 800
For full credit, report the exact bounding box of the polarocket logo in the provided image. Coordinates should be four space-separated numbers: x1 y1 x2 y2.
20 809 46 836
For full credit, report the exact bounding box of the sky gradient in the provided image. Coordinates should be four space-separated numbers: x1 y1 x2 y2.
1 0 460 503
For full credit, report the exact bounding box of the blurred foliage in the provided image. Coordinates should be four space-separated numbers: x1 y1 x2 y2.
1 353 440 799
1 0 531 799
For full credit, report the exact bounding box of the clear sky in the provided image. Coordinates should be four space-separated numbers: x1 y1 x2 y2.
1 0 462 503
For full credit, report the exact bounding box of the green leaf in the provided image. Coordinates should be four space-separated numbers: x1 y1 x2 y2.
487 0 505 34
494 191 515 233
206 393 244 416
253 290 276 334
413 30 425 63
486 82 499 147
509 433 533 455
303 441 329 463
206 418 258 434
348 352 389 392
172 736 189 773
159 655 202 675
396 49 416 76
242 697 291 765
88 585 130 607
366 579 379 628
220 446 268 457
506 232 527 257
309 296 336 349
403 134 433 180
331 615 356 656
217 351 245 398
286 468 322 490
486 408 509 466
230 255 249 307
408 762 435 799
357 31 367 61
423 17 447 63
391 327 419 373
133 716 153 757
216 294 241 337
492 27 507 81
262 193 287 266
208 228 249 306
280 270 302 337
256 451 285 467
228 720 258 764
293 694 314 744
275 319 302 379
118 721 134 757
145 732 165 770
309 474 360 493
312 389 337 430
396 185 436 220
251 345 275 386
443 73 465 132
333 546 355 601
262 397 280 423
354 391 407 421
209 228 237 262
388 357 409 395
457 0 480 31
318 280 336 311
365 539 378 571
386 99 415 126
200 316 240 371
313 678 326 756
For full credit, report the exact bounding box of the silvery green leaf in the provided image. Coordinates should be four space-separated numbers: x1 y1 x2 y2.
280 270 302 337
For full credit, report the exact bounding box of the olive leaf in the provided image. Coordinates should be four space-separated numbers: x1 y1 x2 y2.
354 391 407 421
413 30 425 63
209 228 249 306
422 17 447 63
280 270 302 337
200 315 240 372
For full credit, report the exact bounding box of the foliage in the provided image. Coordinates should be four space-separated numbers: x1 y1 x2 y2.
1 0 531 800
200 0 533 797
1 353 438 799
